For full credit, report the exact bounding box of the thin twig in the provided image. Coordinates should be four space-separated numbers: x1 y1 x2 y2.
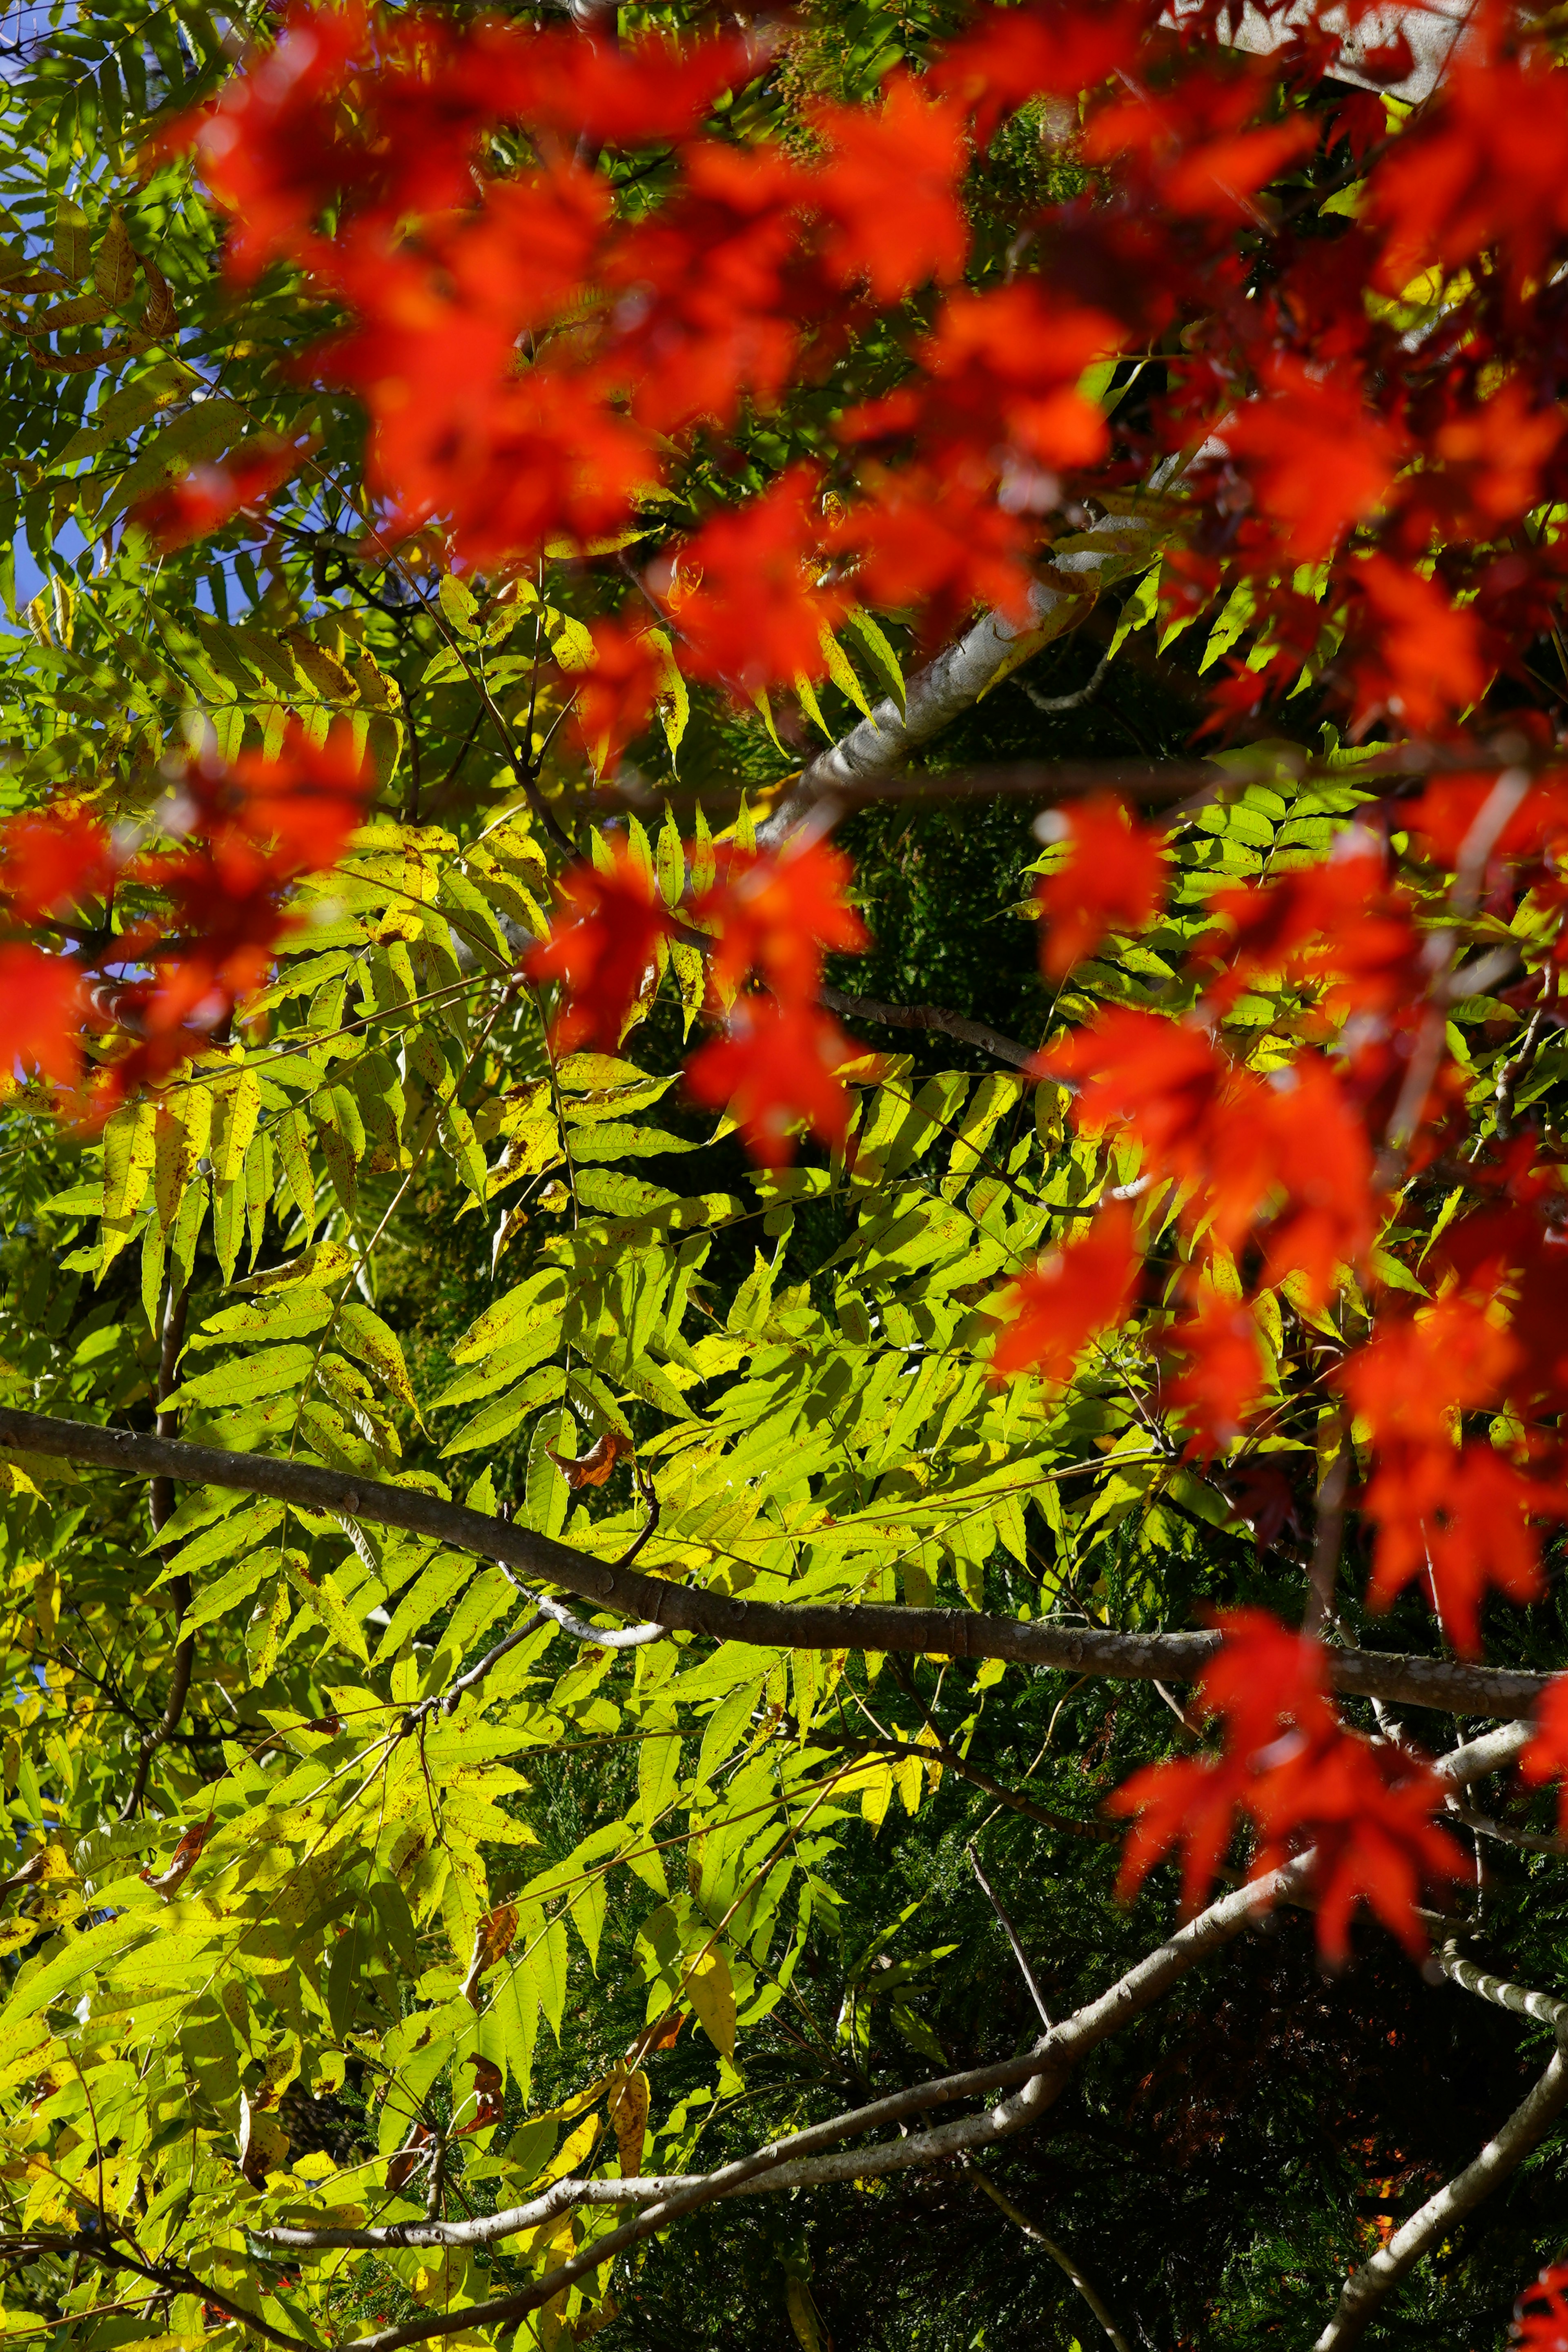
962 2156 1134 2352
968 1844 1052 2027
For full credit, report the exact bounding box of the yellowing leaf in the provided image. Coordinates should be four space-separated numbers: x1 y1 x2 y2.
686 1944 735 2058
609 2067 649 2177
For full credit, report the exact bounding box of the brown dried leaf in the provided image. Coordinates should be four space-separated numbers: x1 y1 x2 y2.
546 1429 631 1489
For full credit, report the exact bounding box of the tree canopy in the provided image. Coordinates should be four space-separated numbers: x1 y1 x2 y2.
4 3 1568 2350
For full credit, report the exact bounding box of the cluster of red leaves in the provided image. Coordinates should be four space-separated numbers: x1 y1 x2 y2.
523 834 866 1164
1109 1611 1467 1964
151 0 1568 734
0 723 372 1105
1515 2264 1568 2351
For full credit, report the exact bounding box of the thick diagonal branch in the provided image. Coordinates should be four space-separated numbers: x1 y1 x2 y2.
267 1726 1519 2346
760 515 1165 848
0 1408 1550 1721
1312 2027 1568 2350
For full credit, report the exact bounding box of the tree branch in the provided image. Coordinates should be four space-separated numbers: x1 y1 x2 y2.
962 2155 1134 2352
0 1408 1550 1721
1311 2028 1568 2350
269 1712 1522 2325
759 512 1167 848
818 983 1036 1070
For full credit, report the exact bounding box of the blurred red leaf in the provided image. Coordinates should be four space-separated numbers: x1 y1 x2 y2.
684 994 855 1164
992 1202 1141 1383
695 840 866 1007
524 843 673 1054
1034 792 1166 980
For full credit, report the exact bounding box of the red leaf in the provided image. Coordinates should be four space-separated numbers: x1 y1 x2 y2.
127 437 306 552
524 843 673 1055
1519 1674 1568 1833
488 28 753 148
684 994 855 1165
844 284 1120 494
1402 772 1568 871
571 621 666 774
1514 2263 1568 2352
1370 36 1568 296
1195 848 1420 1022
1351 555 1488 736
215 718 376 875
1041 1014 1375 1306
1034 792 1166 980
670 468 846 692
991 1203 1141 1383
1431 381 1565 531
694 840 867 1007
1107 1611 1465 1962
1223 357 1403 562
1163 1294 1267 1452
809 74 969 303
1339 1301 1561 1653
607 144 804 435
0 946 81 1087
1038 1008 1223 1172
931 0 1144 145
832 466 1039 643
0 807 114 922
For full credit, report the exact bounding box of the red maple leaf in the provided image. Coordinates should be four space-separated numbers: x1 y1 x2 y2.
671 468 847 692
844 284 1120 493
127 438 307 552
606 144 804 434
1195 848 1421 1023
1223 357 1404 562
1034 792 1166 980
1108 1610 1466 1961
160 0 373 279
1355 1439 1558 1658
1518 1674 1568 1832
1163 1294 1268 1453
1335 1299 1559 1653
487 28 753 148
1351 555 1489 737
524 843 673 1056
809 74 969 303
1252 1730 1469 1966
1371 31 1568 296
0 946 82 1087
931 0 1144 146
1040 1014 1373 1304
684 994 855 1164
1429 381 1565 533
1514 2263 1568 2352
1401 772 1568 872
833 466 1039 643
0 807 114 922
991 1203 1141 1383
209 719 375 875
694 840 866 1006
1039 1007 1224 1173
571 621 666 774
